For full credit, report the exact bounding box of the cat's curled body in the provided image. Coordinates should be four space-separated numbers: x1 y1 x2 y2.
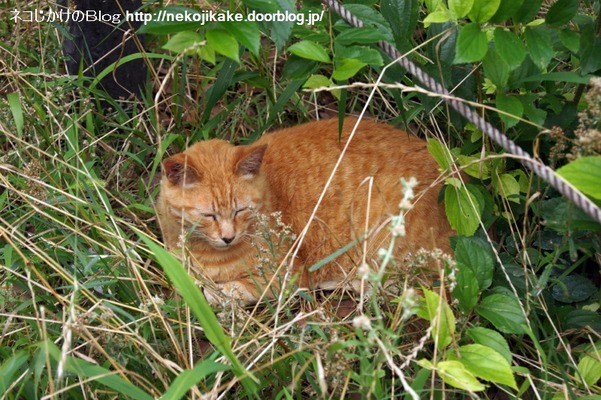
156 117 455 304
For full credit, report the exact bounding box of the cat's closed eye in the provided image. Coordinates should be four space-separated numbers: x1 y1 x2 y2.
234 207 249 217
203 213 217 221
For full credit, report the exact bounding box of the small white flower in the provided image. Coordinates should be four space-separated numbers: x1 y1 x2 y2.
352 315 372 331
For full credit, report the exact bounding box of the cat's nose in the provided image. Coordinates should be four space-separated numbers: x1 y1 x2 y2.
222 236 235 245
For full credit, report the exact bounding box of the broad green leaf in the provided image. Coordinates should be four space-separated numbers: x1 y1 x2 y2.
303 74 332 90
454 236 494 290
545 0 578 27
335 26 390 45
448 0 473 20
206 29 240 63
490 0 523 22
468 0 500 23
219 21 260 57
557 156 601 200
494 28 526 71
496 93 523 128
444 184 484 236
162 31 204 54
450 344 517 389
467 327 512 363
524 27 553 70
539 197 601 233
578 347 601 386
416 288 455 349
381 0 419 51
45 341 153 400
332 58 367 81
482 48 509 89
457 154 490 179
137 233 258 394
160 360 231 400
454 262 480 312
423 9 452 27
7 92 23 137
418 359 486 391
0 351 29 394
493 173 521 202
552 274 598 303
427 138 452 171
512 0 542 24
477 293 527 334
336 45 383 66
558 29 580 53
580 24 601 75
454 23 488 64
288 40 330 63
344 4 395 43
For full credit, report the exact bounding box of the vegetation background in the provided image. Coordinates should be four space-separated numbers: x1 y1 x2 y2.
0 0 600 398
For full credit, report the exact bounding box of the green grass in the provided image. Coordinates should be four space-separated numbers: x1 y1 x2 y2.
1 0 601 399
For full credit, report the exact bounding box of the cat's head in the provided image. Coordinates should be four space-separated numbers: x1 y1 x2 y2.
160 140 268 250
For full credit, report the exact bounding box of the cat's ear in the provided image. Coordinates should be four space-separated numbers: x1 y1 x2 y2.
236 144 267 178
162 154 200 186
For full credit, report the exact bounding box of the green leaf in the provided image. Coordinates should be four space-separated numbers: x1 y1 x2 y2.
288 40 331 63
524 27 553 70
448 0 473 19
423 9 452 27
454 263 480 312
493 173 521 202
477 293 527 334
468 0 500 23
454 236 494 290
7 92 23 138
496 93 523 128
0 351 29 394
303 74 332 89
580 25 601 75
416 288 455 349
451 344 517 389
344 4 395 43
494 28 526 71
219 21 260 57
467 327 512 364
454 23 488 64
427 138 452 171
160 360 231 400
418 359 485 391
336 45 384 66
545 0 578 27
137 232 258 394
335 27 390 45
578 351 601 386
381 0 419 51
558 29 580 53
444 184 484 236
482 48 509 89
539 197 601 232
332 58 367 81
162 31 204 54
557 156 601 200
552 274 598 303
206 29 240 63
45 341 153 400
457 154 490 179
512 0 542 24
490 0 524 23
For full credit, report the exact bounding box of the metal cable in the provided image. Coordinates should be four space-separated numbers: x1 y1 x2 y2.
320 0 601 224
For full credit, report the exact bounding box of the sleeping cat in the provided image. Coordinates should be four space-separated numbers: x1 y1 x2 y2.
156 116 455 305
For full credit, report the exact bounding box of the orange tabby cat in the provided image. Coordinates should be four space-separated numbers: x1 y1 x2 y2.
156 116 455 304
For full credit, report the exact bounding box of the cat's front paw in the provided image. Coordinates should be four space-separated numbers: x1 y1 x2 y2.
203 281 258 306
